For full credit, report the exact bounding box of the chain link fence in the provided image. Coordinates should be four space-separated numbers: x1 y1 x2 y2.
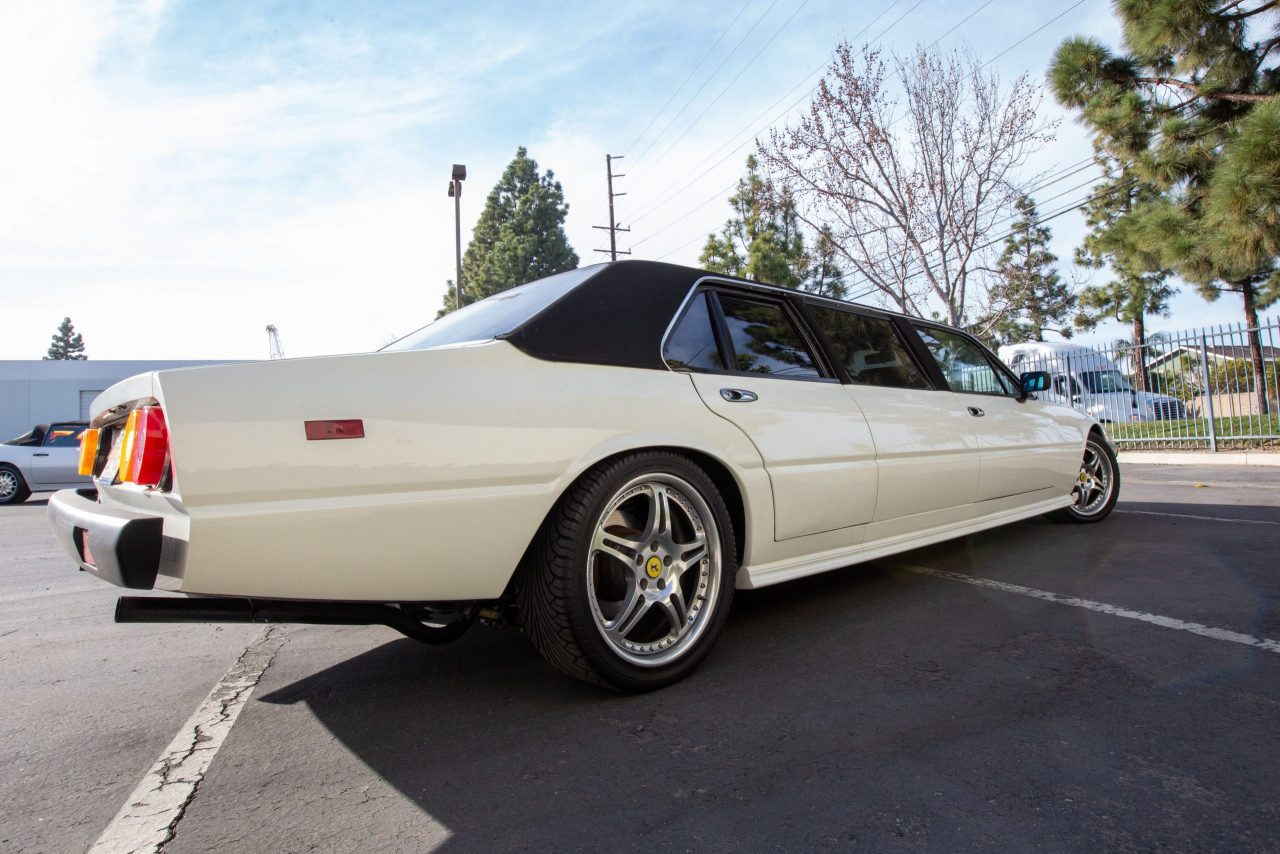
999 318 1280 451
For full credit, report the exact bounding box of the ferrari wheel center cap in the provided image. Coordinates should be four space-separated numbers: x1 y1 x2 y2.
645 555 662 579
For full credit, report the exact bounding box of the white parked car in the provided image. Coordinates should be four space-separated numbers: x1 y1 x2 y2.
48 262 1118 690
999 341 1186 423
1 422 91 504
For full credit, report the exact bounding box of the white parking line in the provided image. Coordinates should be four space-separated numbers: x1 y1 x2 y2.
1117 509 1280 526
903 566 1280 655
89 627 288 854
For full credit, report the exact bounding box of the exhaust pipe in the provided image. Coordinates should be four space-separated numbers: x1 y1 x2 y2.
115 596 473 645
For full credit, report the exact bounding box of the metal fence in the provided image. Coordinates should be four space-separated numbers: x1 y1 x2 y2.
999 318 1280 451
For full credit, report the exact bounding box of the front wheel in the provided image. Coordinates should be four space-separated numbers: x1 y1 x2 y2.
519 452 736 692
1057 434 1119 523
0 465 31 505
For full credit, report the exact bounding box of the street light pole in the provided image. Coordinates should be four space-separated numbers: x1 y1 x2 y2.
448 164 467 311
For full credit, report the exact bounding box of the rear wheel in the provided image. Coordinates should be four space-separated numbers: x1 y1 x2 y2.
1057 434 1119 523
519 452 736 692
0 465 31 505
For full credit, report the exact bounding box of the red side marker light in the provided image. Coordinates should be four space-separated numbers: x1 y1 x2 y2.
305 419 364 440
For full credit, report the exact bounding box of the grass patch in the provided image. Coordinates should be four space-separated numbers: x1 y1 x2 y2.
1107 414 1280 448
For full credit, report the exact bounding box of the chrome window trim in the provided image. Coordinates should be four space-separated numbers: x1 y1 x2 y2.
659 276 838 383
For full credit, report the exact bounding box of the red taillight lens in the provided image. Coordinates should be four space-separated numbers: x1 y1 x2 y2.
128 406 170 486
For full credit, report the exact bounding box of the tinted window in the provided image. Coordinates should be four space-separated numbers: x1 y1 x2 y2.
809 307 930 389
717 294 821 379
913 326 1015 396
383 267 598 351
664 293 724 372
44 425 86 447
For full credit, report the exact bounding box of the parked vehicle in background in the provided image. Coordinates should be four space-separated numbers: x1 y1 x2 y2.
0 422 92 504
47 261 1117 691
999 341 1186 424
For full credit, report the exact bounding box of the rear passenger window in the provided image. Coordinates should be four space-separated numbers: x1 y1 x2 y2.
808 307 930 389
913 326 1015 396
663 292 724 372
717 294 822 379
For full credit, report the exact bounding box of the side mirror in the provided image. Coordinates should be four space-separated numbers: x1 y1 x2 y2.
1019 371 1049 399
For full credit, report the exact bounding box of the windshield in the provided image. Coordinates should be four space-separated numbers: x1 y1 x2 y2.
1081 369 1131 394
382 267 599 352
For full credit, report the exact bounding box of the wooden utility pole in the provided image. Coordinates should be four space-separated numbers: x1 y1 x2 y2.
593 154 631 260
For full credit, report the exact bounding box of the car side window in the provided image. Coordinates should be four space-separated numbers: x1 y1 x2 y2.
808 306 930 389
716 294 822 379
43 426 86 448
663 292 725 372
913 326 1015 396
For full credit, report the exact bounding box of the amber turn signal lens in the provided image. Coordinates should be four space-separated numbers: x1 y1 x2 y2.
118 410 140 483
77 428 100 476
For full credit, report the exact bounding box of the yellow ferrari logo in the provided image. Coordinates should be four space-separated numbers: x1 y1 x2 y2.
645 556 662 579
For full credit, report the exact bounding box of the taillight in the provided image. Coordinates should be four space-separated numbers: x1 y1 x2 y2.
78 428 100 476
129 406 170 486
118 410 140 482
118 406 169 487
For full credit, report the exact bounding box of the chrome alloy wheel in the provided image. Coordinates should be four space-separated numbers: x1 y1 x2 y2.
586 473 722 668
1072 439 1115 517
0 468 19 502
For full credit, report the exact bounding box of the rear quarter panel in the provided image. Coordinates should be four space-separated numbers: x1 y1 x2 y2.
152 342 766 601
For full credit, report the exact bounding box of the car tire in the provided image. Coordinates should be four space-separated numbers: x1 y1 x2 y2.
519 451 736 692
1056 433 1119 523
0 464 31 505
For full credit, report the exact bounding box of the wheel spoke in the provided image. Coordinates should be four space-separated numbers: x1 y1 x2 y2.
610 593 651 639
592 529 642 571
659 591 687 636
641 486 673 542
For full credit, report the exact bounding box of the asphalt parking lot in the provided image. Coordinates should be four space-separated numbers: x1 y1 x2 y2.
3 463 1278 853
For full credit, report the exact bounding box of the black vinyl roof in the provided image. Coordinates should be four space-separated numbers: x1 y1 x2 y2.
501 261 705 370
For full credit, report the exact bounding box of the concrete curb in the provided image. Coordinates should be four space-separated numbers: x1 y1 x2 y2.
1118 451 1280 467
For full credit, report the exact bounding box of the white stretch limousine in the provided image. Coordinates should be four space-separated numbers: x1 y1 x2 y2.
49 261 1117 691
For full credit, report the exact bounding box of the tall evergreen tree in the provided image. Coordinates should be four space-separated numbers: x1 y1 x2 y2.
982 195 1076 343
44 317 87 360
700 156 848 297
1072 154 1177 393
439 147 578 316
1050 0 1279 410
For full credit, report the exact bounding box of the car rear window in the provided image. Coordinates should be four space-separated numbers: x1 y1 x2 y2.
382 267 599 352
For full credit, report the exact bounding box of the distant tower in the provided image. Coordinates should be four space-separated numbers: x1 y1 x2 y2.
266 325 285 360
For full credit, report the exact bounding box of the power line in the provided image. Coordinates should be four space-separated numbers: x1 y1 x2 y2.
627 0 817 190
628 0 786 172
624 0 906 227
844 176 1138 302
637 0 1100 257
584 0 754 223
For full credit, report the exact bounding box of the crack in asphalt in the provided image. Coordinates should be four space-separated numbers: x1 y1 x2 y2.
88 626 289 854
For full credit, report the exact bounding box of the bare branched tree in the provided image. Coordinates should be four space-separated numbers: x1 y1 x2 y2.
758 43 1057 325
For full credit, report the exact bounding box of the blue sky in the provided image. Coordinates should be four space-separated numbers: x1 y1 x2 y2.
2 0 1270 360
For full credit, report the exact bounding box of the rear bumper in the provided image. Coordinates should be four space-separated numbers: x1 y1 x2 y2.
47 488 183 589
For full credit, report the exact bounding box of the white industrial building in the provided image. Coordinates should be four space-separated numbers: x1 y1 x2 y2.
0 360 235 440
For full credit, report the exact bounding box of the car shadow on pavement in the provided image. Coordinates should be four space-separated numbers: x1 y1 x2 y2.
252 525 1222 852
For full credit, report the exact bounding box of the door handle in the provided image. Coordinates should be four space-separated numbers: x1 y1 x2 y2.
720 388 758 403
33 452 50 457
967 407 985 417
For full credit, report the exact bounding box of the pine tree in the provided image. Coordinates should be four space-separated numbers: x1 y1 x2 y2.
1050 0 1279 410
700 156 847 297
983 196 1076 343
44 317 87 360
438 147 579 316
